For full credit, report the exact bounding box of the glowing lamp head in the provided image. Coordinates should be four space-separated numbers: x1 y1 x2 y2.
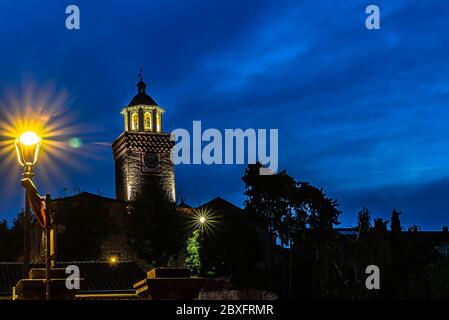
19 131 41 146
199 216 206 224
15 131 42 175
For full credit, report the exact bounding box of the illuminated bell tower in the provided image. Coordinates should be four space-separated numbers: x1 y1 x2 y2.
112 76 175 202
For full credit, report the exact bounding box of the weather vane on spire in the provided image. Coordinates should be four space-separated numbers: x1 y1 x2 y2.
138 69 144 82
137 69 146 93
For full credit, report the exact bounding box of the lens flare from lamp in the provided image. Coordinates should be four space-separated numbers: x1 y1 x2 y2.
68 137 82 149
188 207 220 237
0 82 109 193
108 255 119 266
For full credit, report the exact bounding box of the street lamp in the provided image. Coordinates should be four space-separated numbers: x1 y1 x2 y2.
199 216 206 225
15 131 42 178
14 131 42 279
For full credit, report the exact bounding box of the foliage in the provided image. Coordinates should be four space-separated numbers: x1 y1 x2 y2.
0 220 13 260
0 213 25 261
243 163 341 241
357 207 371 235
242 163 341 298
185 229 201 275
390 209 402 235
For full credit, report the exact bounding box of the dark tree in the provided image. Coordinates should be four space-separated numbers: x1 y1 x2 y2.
0 220 13 260
242 163 281 280
373 218 388 233
390 209 402 235
356 207 371 236
0 212 25 261
242 163 341 298
388 208 404 298
127 186 187 267
242 164 296 295
10 212 25 260
200 210 264 288
298 182 340 231
292 182 342 298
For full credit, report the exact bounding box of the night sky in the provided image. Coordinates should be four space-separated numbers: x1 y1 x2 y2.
0 0 448 230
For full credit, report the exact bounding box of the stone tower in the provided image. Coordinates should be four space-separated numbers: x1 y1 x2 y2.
112 77 175 202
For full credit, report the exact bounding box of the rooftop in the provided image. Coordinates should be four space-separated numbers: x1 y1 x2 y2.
127 79 159 107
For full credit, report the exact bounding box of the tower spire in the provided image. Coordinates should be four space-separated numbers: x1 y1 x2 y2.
113 76 174 202
137 69 146 94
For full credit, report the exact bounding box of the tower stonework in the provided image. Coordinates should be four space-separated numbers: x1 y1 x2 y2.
112 78 175 202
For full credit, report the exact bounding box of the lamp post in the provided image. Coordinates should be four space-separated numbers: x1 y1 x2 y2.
14 131 42 279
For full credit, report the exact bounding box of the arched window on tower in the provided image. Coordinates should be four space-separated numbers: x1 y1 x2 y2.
156 113 161 132
131 112 139 131
144 112 152 131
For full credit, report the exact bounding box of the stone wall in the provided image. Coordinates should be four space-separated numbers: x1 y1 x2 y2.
114 156 126 201
112 132 175 202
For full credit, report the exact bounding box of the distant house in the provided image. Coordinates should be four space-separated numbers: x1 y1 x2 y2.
29 191 134 263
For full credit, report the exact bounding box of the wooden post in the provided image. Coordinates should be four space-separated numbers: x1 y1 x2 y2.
45 194 51 300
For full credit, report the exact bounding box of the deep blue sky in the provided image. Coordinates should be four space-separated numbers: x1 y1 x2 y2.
0 0 448 230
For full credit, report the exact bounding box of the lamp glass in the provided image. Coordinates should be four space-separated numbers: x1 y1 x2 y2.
19 131 41 146
15 131 42 168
